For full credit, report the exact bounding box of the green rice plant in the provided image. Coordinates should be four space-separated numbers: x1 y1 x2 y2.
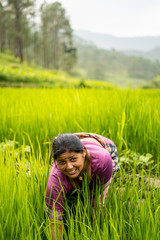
0 144 159 240
0 88 159 168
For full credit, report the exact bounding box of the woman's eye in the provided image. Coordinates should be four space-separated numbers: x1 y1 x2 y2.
71 158 76 162
58 161 65 165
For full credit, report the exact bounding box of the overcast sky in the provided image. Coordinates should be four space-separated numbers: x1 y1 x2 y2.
41 0 160 37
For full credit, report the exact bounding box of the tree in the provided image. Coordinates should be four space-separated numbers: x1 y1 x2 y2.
40 1 76 71
5 0 35 62
0 2 6 52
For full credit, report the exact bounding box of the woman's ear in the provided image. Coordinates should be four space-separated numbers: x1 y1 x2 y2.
82 147 86 158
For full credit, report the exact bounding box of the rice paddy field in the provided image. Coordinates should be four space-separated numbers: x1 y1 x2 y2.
0 87 160 240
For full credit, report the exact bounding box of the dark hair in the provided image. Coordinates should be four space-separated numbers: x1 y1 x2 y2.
52 133 83 160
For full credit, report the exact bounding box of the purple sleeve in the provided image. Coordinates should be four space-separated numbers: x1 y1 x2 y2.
46 173 67 213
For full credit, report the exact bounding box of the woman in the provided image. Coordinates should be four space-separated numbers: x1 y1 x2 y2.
46 133 120 239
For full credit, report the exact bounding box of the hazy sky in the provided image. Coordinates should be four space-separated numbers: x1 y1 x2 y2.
42 0 160 37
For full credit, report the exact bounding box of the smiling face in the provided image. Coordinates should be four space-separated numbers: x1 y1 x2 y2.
56 149 86 179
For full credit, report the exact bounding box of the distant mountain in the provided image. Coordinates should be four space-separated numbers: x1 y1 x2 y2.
123 47 160 62
74 30 160 52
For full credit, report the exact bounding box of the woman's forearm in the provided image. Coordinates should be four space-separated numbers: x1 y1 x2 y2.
99 178 112 207
50 222 63 240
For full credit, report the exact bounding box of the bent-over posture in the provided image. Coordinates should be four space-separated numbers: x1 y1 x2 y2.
46 133 120 239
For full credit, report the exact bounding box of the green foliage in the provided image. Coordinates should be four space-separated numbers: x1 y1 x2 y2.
0 88 159 167
1 0 160 87
1 0 35 62
0 52 113 88
75 41 160 85
40 1 76 71
119 149 155 172
0 139 31 156
0 84 160 239
0 148 160 239
143 75 160 88
0 0 76 71
78 79 88 88
0 140 31 175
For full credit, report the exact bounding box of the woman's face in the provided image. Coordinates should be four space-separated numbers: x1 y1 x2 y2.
56 149 86 179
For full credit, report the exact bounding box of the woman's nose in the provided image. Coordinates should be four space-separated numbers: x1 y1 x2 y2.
66 161 73 170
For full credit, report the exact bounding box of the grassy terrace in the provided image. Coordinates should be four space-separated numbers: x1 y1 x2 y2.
0 88 159 164
0 144 159 240
0 52 113 89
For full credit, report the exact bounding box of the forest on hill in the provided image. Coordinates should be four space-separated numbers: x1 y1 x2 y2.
0 0 160 88
0 1 76 72
75 38 160 82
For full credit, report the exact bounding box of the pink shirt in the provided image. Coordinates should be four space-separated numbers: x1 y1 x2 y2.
46 136 113 213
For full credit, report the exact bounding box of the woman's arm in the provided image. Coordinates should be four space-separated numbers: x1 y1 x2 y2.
47 209 63 240
50 220 63 240
99 178 112 207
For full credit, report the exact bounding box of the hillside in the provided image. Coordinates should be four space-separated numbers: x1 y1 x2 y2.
74 38 160 87
1 49 159 89
123 47 160 62
0 52 114 89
